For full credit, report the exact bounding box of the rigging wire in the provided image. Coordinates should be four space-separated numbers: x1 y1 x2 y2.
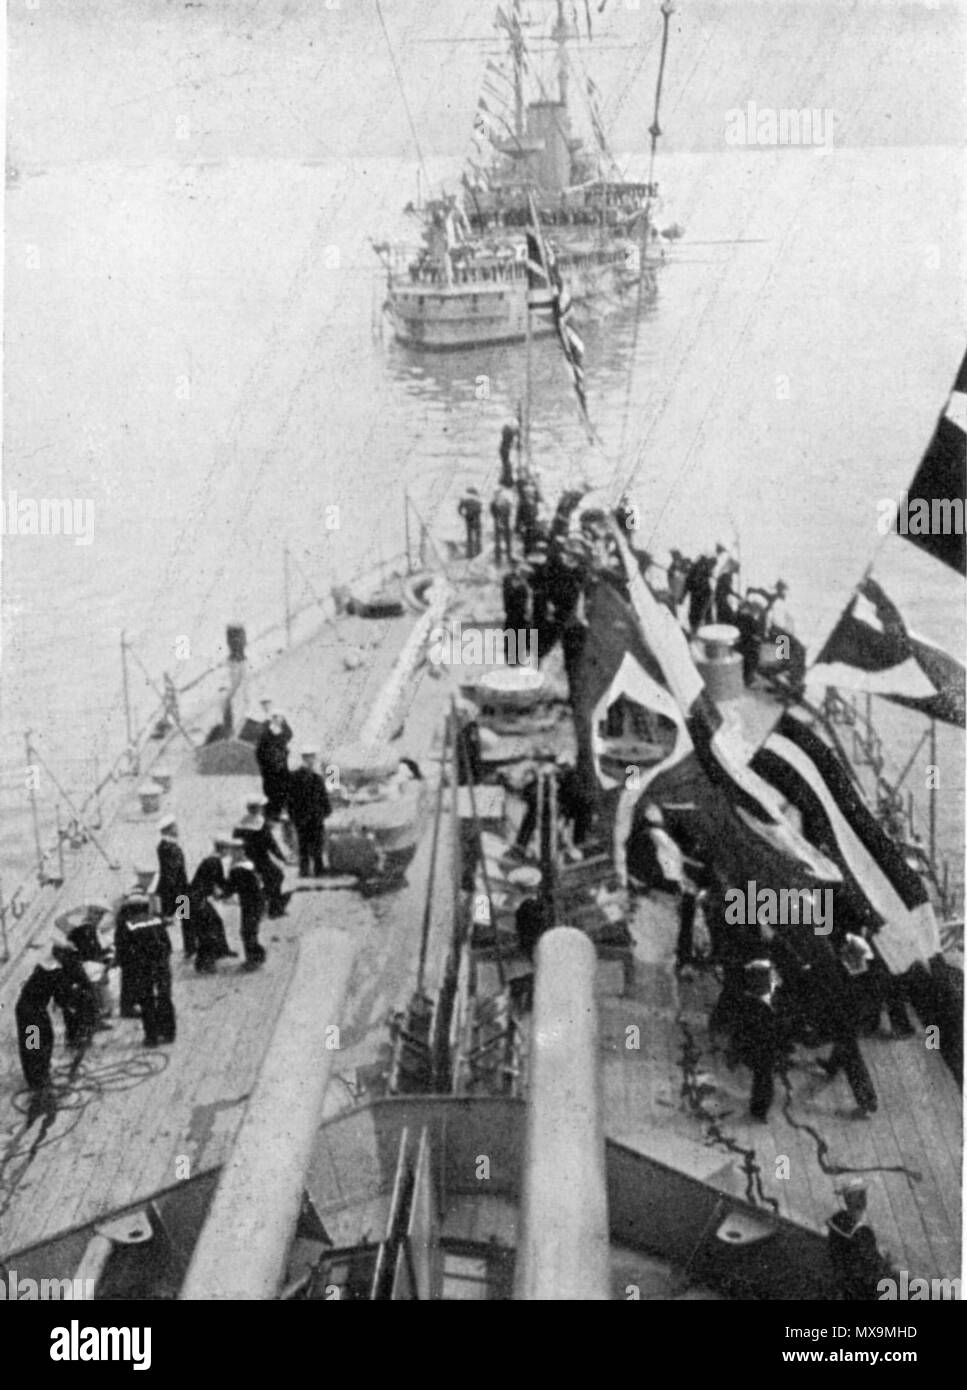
606 0 858 517
623 155 831 549
372 0 431 194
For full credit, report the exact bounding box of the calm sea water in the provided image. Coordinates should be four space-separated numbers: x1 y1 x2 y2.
2 2 964 895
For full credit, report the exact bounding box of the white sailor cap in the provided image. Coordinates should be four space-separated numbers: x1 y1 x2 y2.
301 746 319 758
56 902 110 934
744 959 773 987
159 814 178 831
245 794 268 809
834 1177 868 1197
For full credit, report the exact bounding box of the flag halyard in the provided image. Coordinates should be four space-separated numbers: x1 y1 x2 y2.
527 193 592 432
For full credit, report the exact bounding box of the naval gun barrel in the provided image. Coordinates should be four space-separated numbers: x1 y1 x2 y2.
514 927 610 1300
180 928 357 1300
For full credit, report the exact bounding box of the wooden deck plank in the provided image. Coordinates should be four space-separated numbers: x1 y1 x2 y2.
864 1040 960 1276
793 1065 913 1274
856 1087 936 1279
899 1028 963 1173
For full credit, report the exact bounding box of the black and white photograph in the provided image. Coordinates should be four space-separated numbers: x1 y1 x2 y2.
0 0 963 1331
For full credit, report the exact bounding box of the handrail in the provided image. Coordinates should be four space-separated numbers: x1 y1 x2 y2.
0 545 419 958
817 687 963 922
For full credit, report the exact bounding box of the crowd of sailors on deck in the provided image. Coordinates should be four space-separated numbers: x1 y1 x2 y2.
457 427 920 1136
13 705 334 1096
456 426 803 689
627 801 915 1128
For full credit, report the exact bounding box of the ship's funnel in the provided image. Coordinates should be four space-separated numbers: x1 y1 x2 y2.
514 927 611 1300
525 101 571 196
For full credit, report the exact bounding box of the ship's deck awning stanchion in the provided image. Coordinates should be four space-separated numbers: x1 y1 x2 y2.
180 928 358 1300
514 926 610 1300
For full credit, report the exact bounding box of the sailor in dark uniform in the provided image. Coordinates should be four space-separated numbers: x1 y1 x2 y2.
826 1179 894 1299
255 711 293 821
502 561 530 659
51 923 103 1051
114 889 146 1016
813 948 879 1116
525 547 550 650
453 699 483 787
234 795 290 917
515 480 542 553
226 840 267 970
491 482 515 565
684 553 715 632
156 815 194 956
512 766 541 856
457 486 483 559
188 839 238 973
547 545 584 639
731 959 789 1122
54 901 114 1028
734 601 761 685
117 893 176 1046
851 927 915 1039
713 558 739 623
55 901 112 966
498 422 518 488
556 754 593 849
666 549 691 610
288 747 332 878
15 951 69 1090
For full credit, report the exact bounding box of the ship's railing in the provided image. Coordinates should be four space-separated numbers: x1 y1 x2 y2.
0 545 419 962
392 256 527 291
819 687 964 926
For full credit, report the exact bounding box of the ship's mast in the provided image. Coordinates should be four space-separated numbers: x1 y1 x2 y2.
648 0 675 188
552 0 569 110
512 0 525 139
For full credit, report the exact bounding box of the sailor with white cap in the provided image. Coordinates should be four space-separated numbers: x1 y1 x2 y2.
225 838 267 970
187 838 238 973
112 891 175 1046
53 900 112 965
255 709 293 821
156 814 193 957
287 746 332 878
114 876 158 1018
635 803 710 974
234 796 291 916
827 1179 894 1299
53 901 114 1027
731 957 789 1122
